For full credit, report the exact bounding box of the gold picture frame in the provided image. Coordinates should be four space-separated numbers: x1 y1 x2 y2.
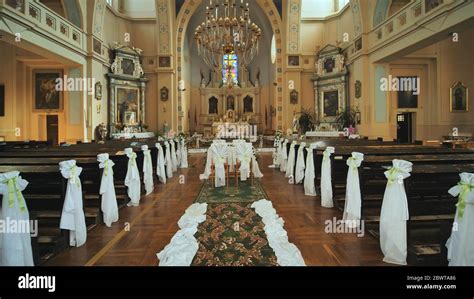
450 82 469 112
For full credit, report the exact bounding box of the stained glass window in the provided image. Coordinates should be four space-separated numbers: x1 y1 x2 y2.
222 53 238 85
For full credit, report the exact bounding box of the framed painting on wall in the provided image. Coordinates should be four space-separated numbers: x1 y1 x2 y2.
33 70 63 111
322 90 339 118
116 86 140 125
450 82 468 112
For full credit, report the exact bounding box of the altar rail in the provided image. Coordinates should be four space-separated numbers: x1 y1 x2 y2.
0 0 86 53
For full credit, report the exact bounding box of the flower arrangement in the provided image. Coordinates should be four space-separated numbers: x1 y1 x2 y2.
177 132 188 145
274 130 283 148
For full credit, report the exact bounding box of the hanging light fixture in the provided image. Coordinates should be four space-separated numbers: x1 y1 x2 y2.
194 0 262 71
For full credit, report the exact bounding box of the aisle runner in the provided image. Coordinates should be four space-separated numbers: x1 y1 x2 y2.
157 181 305 266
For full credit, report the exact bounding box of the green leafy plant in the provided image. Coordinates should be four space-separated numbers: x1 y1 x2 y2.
335 107 357 130
297 108 318 134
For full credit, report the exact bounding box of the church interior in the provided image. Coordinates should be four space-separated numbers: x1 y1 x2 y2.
0 0 473 272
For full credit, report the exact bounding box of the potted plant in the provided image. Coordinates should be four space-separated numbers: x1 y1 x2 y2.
335 107 357 130
297 108 318 134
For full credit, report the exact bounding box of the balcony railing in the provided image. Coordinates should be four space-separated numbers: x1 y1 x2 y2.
368 0 464 49
0 0 86 53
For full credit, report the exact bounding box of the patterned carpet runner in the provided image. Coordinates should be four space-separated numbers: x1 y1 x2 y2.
191 180 279 266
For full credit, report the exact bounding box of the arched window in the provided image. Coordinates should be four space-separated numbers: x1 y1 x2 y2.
222 53 238 85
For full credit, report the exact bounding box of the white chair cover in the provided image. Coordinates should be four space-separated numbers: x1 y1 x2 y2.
227 146 237 172
179 139 189 169
252 150 264 179
59 160 87 247
124 148 141 207
199 148 213 181
176 140 182 167
236 142 253 181
97 154 119 227
379 159 413 265
273 139 282 167
304 144 319 197
321 147 335 207
342 152 364 228
141 145 154 195
295 142 306 184
280 139 289 172
285 141 297 180
210 143 228 187
170 141 178 172
155 143 167 184
446 172 474 266
164 142 173 179
0 171 34 266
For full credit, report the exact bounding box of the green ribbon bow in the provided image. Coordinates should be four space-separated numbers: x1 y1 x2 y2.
323 150 331 162
3 177 27 212
387 167 402 186
347 157 359 172
130 153 137 166
104 160 109 177
69 166 81 187
456 182 473 219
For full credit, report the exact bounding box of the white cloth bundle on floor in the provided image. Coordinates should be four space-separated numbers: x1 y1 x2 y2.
320 147 335 207
285 141 297 180
446 172 474 266
164 141 173 179
59 160 87 247
210 143 228 187
304 143 319 197
280 139 289 172
342 152 364 228
170 141 178 172
236 142 253 181
141 145 154 195
124 148 141 207
379 159 413 265
155 143 167 184
97 154 119 227
251 199 306 266
0 171 34 266
179 139 189 169
157 203 207 266
295 142 306 184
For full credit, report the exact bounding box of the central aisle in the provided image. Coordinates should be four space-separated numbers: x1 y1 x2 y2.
45 153 384 266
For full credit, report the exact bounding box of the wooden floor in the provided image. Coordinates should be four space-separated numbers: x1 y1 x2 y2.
45 153 385 266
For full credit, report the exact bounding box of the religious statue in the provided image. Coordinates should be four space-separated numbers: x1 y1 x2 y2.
200 69 207 88
292 115 300 133
94 123 108 143
255 67 261 87
163 121 170 134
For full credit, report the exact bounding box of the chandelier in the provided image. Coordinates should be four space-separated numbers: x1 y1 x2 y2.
194 0 262 70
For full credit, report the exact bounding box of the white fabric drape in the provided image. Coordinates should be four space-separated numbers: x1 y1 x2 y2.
251 199 306 266
157 203 207 266
446 172 474 266
97 154 119 227
379 159 413 265
321 147 335 207
236 142 253 181
304 144 318 197
280 139 289 172
124 148 141 207
252 154 264 179
141 145 154 195
59 160 87 247
210 143 228 187
176 140 182 167
342 152 364 228
155 143 167 184
285 141 297 180
164 142 173 179
179 139 189 169
295 142 306 184
0 171 34 266
273 139 282 167
170 141 178 172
